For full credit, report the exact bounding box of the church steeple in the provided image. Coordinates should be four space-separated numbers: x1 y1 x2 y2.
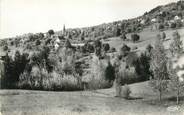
63 24 66 35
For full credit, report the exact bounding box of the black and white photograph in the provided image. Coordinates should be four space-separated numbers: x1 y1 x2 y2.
0 0 184 114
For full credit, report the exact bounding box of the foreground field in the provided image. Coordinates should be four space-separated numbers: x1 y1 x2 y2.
1 81 184 115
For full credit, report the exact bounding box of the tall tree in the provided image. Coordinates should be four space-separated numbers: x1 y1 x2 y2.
169 31 183 57
149 36 169 101
169 31 184 105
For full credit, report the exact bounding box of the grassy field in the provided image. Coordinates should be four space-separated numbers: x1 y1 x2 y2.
1 81 184 115
104 27 184 53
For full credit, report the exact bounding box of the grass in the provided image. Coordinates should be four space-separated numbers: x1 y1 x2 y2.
1 81 184 115
103 27 184 54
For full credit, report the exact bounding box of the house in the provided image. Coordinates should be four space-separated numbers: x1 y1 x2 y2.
174 15 181 21
151 18 157 23
140 19 145 24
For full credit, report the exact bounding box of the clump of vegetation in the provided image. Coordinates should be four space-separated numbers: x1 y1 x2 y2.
131 34 140 42
169 31 183 57
149 36 169 101
121 84 131 99
48 29 55 37
1 51 29 88
119 44 131 57
120 33 127 41
94 39 102 57
133 52 152 81
168 31 184 105
102 43 110 52
105 60 115 83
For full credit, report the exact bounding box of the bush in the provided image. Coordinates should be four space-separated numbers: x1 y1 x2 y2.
120 33 127 41
171 23 177 29
158 23 165 30
109 47 116 53
89 56 112 89
19 69 82 91
94 40 102 57
146 44 153 54
131 34 140 42
133 52 152 81
1 51 29 88
119 44 131 57
35 40 41 46
105 61 115 82
38 33 44 39
102 43 110 52
121 84 131 99
3 45 8 51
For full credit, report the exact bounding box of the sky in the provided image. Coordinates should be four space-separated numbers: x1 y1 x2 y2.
0 0 177 38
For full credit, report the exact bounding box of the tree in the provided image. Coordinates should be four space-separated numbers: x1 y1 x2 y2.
94 40 102 57
161 32 166 41
115 28 121 37
48 29 55 36
146 44 153 54
102 43 110 52
169 61 184 105
38 33 44 39
149 37 169 101
131 34 140 42
158 23 165 30
105 61 115 82
169 31 184 105
64 39 72 48
133 52 152 81
120 33 127 41
119 43 131 57
3 45 8 51
35 40 41 46
1 51 29 88
113 56 122 97
171 23 177 29
169 31 183 57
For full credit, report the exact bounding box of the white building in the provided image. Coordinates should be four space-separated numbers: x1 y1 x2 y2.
174 15 181 21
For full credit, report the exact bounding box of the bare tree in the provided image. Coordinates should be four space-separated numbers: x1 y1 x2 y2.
149 36 169 101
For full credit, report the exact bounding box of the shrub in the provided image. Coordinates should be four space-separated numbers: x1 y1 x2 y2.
121 84 131 99
115 28 121 37
38 33 44 39
35 40 41 46
131 34 140 42
64 39 72 48
146 44 153 54
94 40 102 57
171 23 177 29
119 44 131 57
102 43 110 52
109 47 116 53
89 56 112 89
105 61 115 82
57 47 75 74
120 33 127 41
19 69 82 91
133 52 152 81
1 51 29 88
161 32 166 41
3 45 8 51
158 23 165 30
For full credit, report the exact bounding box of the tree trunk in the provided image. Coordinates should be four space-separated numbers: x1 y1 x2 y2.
159 92 162 102
177 89 179 105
